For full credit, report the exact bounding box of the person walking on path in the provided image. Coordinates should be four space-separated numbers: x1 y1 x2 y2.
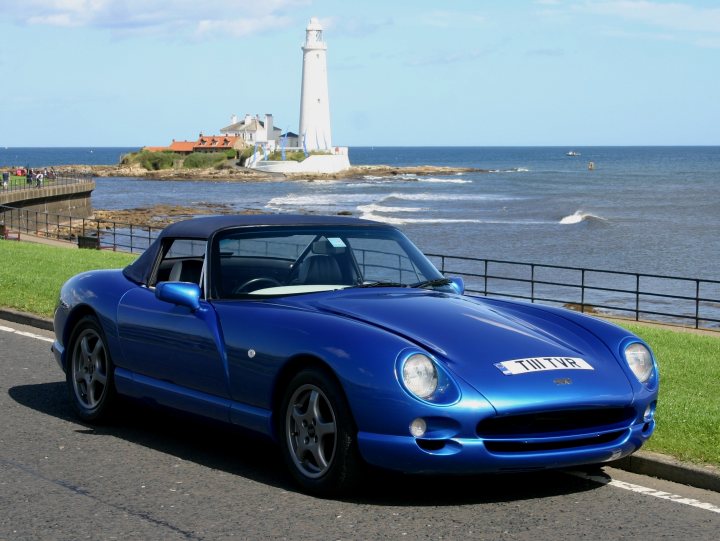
26 168 32 187
2 171 8 190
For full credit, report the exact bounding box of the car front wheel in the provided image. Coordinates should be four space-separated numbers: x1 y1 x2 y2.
67 315 116 422
280 369 361 495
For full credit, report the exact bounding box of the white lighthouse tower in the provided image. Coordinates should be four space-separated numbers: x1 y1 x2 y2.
299 17 332 152
245 17 349 173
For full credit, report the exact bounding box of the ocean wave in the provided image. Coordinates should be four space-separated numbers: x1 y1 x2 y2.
489 167 530 173
361 173 419 181
344 182 389 188
382 192 516 202
417 177 471 184
559 210 607 225
357 204 426 214
266 193 379 209
266 190 518 215
360 211 550 226
360 213 490 225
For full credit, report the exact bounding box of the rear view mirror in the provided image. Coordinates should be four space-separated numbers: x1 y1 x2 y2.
448 276 465 295
155 282 201 311
312 237 346 254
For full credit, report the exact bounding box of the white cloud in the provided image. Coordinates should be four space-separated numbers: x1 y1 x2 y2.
195 15 293 39
578 1 720 34
326 16 393 38
694 37 720 49
0 0 309 38
416 10 486 29
405 49 491 67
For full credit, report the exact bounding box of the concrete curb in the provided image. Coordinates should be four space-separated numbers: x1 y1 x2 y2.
611 450 720 493
1 309 719 493
0 307 54 331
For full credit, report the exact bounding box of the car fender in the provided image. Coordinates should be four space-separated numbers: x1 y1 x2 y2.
54 269 135 371
212 300 494 438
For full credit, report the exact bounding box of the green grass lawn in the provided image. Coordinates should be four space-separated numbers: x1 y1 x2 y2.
617 322 720 467
2 239 719 468
3 174 57 189
0 241 135 315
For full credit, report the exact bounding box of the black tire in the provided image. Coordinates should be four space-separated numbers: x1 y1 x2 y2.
66 315 116 423
279 369 362 496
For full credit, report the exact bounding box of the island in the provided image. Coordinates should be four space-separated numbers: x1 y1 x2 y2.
49 163 488 182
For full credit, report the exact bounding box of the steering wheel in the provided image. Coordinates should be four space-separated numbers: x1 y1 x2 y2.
233 277 282 294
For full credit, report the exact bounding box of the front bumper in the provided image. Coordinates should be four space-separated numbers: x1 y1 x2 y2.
51 340 65 372
357 419 655 474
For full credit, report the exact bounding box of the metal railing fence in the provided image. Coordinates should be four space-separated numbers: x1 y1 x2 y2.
427 253 720 331
1 204 162 253
2 203 718 331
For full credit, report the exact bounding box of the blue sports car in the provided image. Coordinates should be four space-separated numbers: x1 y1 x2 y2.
52 215 658 495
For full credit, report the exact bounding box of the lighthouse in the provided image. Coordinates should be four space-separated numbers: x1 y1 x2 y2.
243 17 349 173
299 17 332 152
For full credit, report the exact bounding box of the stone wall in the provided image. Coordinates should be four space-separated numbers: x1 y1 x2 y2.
0 181 95 217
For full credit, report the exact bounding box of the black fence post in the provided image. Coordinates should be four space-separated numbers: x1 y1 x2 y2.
531 264 536 304
695 280 701 329
483 260 488 296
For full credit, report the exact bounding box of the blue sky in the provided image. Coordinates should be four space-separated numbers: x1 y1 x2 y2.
1 0 718 147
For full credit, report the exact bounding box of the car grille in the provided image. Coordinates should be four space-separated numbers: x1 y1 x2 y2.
484 430 627 453
476 407 637 438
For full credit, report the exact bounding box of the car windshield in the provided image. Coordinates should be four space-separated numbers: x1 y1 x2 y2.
212 225 447 298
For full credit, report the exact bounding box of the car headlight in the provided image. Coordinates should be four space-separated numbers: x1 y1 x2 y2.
402 353 438 399
624 342 654 383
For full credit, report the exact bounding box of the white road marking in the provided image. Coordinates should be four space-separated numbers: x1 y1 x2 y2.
0 324 54 343
570 470 720 514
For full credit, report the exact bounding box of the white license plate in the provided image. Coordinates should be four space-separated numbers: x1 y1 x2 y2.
495 357 594 376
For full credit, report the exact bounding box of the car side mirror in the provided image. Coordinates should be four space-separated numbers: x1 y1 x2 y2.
155 281 201 311
448 276 465 295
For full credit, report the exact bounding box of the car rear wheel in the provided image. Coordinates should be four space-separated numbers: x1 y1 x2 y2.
280 369 361 495
67 315 116 422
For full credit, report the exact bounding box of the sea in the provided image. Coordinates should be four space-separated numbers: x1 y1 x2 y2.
2 146 719 281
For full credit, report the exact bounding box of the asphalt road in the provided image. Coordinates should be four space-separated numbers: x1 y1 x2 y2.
2 318 719 541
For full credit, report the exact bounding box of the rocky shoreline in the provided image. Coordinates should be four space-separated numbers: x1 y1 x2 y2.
92 203 261 227
61 162 487 228
52 163 487 182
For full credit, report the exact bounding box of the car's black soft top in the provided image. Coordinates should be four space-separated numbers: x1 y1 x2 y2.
123 214 388 285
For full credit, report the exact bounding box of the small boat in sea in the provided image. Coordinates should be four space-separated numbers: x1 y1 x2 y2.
566 151 581 156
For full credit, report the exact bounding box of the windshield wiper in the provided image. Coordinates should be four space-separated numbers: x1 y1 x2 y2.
410 278 452 289
354 281 406 288
355 278 453 289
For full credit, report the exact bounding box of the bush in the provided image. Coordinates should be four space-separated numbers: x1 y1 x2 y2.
121 150 179 171
266 150 307 162
183 152 228 169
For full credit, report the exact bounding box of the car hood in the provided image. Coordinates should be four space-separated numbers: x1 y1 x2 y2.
290 289 635 411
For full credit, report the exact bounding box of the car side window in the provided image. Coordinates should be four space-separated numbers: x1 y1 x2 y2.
152 238 207 288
